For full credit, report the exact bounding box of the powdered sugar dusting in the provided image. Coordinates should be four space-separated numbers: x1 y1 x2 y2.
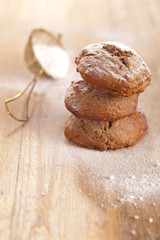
75 130 160 203
103 41 135 53
83 41 135 55
2 62 159 208
148 218 153 223
65 71 160 204
73 75 160 203
131 230 136 236
33 44 70 78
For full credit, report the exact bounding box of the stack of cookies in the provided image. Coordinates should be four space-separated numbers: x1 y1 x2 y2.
64 42 151 151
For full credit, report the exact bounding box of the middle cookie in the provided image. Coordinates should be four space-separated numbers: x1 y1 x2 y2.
65 80 138 121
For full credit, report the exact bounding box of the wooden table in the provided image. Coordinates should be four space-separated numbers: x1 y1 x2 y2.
0 0 160 239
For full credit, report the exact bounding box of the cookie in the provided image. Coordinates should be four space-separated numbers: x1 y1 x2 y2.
75 42 151 96
64 111 148 151
65 80 138 121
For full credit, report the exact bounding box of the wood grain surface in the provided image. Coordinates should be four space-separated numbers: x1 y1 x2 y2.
0 0 160 239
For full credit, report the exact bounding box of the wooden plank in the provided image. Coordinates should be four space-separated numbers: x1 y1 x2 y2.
0 0 160 239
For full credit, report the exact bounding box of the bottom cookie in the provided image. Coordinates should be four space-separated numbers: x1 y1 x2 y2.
64 111 148 151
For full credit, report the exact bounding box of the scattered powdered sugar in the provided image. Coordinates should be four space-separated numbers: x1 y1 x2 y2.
41 191 45 197
148 218 153 223
2 36 160 238
134 215 139 220
155 163 160 167
131 230 136 235
33 68 160 205
109 175 115 180
138 196 143 201
5 64 158 207
73 84 160 203
103 41 136 53
84 41 136 56
74 129 160 203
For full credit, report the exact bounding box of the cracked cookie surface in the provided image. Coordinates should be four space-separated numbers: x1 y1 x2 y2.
64 111 148 151
65 80 138 121
75 42 151 96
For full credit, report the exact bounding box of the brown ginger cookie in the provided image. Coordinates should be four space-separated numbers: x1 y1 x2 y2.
65 80 138 121
64 111 148 151
75 42 151 96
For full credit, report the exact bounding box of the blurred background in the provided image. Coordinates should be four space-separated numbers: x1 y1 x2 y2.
0 0 158 79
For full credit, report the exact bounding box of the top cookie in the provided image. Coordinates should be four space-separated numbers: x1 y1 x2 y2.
75 42 151 96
